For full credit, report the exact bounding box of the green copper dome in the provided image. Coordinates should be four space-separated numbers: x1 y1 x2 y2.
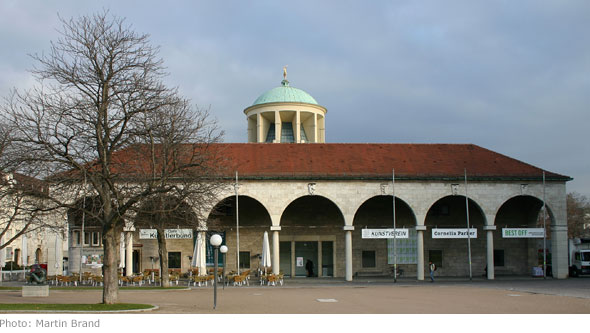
252 80 318 106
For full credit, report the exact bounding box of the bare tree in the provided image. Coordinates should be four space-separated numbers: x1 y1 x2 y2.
567 192 590 239
2 12 224 303
0 123 60 256
133 99 226 288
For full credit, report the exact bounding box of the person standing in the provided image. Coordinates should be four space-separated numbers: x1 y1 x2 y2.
305 259 314 277
429 261 436 282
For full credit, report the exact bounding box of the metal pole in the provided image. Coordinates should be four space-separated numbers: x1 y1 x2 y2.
80 172 87 283
393 168 397 283
222 252 226 290
235 171 240 274
465 169 473 281
213 247 219 309
542 171 547 279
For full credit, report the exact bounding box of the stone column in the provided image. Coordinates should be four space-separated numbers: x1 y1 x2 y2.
125 232 133 276
344 225 354 281
274 111 281 143
290 241 296 278
312 113 318 143
318 241 323 277
416 225 426 281
295 111 301 143
256 113 263 143
483 225 496 280
271 226 281 275
552 224 569 279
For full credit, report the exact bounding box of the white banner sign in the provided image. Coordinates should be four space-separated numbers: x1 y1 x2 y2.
139 229 193 239
502 228 545 238
362 228 409 239
432 228 477 239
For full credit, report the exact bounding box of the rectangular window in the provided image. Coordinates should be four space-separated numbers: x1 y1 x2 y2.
239 251 250 269
362 250 376 268
168 252 181 269
494 249 505 267
84 232 91 246
72 231 80 245
429 250 443 268
92 232 101 246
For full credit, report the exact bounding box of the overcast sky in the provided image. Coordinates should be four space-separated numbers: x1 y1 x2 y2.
1 1 589 196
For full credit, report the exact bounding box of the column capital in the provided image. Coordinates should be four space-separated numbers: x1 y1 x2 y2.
483 225 497 231
552 225 567 232
343 225 355 231
270 226 281 231
415 225 427 231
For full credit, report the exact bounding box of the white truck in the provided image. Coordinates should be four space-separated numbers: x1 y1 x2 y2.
569 238 590 277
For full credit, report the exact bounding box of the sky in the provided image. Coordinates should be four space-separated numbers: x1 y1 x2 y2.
1 0 589 196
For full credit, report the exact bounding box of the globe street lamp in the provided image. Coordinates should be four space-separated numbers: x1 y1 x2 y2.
220 245 228 290
209 234 223 309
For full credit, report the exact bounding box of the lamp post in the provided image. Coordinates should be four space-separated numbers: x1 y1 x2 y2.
209 234 222 309
220 245 228 290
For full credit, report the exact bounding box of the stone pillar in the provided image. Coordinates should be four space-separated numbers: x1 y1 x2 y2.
344 225 354 281
318 241 323 277
552 224 569 279
312 113 318 143
274 111 281 143
416 225 426 281
125 232 133 277
290 241 296 278
271 226 281 275
483 225 496 280
256 113 263 143
295 111 301 143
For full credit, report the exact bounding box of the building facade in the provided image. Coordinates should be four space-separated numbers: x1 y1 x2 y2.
59 77 571 281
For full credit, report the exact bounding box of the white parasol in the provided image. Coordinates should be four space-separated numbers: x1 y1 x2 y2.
118 233 125 269
21 234 28 267
191 232 206 276
261 231 271 275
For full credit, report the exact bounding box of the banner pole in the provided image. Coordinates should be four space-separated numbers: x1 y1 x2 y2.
542 171 547 279
393 168 397 283
235 171 240 274
465 169 473 281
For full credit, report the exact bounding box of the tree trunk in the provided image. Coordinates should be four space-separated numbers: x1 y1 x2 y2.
157 227 170 288
102 226 119 304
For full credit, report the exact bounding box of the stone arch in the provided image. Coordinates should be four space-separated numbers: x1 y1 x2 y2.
280 195 345 228
278 195 345 277
493 195 554 275
206 195 272 272
134 195 199 275
352 195 418 276
424 195 487 277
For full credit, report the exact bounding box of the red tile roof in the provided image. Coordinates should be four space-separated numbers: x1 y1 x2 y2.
213 143 570 181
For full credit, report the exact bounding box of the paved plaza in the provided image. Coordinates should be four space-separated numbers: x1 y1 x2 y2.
1 277 590 314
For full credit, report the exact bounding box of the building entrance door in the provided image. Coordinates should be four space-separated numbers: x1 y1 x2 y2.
295 241 318 277
279 240 334 277
133 250 140 274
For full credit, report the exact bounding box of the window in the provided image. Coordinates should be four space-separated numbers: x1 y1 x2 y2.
72 231 80 245
494 249 505 267
280 122 294 143
239 251 250 269
362 250 376 268
168 252 181 269
265 123 276 142
84 232 91 246
91 232 101 246
429 250 443 268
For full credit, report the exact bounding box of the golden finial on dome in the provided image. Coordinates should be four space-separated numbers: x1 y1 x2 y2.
283 65 288 80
